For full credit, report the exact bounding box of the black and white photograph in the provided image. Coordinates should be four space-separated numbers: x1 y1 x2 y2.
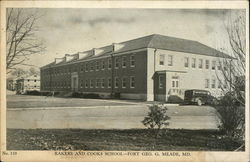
1 1 249 162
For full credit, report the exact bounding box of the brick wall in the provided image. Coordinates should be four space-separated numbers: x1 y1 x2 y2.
40 50 148 97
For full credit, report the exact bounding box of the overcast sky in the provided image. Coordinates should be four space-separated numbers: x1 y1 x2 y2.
22 8 244 69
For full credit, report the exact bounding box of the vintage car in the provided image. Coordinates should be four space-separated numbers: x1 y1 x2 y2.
184 89 218 106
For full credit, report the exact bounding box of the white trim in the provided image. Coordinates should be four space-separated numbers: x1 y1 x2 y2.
130 76 135 88
122 77 126 88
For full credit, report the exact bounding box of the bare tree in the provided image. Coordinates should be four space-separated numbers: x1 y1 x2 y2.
217 11 245 105
215 11 245 142
6 8 45 73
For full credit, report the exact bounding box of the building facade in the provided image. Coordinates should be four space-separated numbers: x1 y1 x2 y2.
16 75 40 94
40 34 232 101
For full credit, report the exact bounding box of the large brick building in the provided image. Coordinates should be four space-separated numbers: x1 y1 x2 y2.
40 34 232 101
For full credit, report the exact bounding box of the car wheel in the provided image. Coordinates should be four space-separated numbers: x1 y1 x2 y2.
197 99 202 106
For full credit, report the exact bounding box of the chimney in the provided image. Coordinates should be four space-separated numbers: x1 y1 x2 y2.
112 43 124 52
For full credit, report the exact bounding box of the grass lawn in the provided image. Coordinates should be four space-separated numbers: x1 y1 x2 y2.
7 129 243 151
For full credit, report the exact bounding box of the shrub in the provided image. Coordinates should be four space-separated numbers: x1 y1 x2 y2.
142 104 171 138
215 92 245 139
26 90 41 95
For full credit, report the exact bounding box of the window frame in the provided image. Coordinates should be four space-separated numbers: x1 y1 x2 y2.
115 57 119 69
205 79 210 88
211 79 216 88
205 60 210 69
122 56 127 68
122 77 126 88
159 75 164 89
96 61 99 71
212 60 216 70
108 78 111 88
130 76 135 88
115 77 119 88
168 55 173 66
198 59 203 69
159 54 165 65
130 55 135 67
191 58 196 68
184 57 189 67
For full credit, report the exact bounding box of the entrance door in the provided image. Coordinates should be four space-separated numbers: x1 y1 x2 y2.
71 72 78 92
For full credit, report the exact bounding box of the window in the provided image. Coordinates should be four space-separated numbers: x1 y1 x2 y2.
101 78 105 88
172 80 179 88
184 57 189 67
192 58 196 68
122 77 126 88
176 80 179 87
34 80 36 82
212 60 216 70
90 79 94 88
80 80 83 88
205 79 210 88
172 80 175 87
168 55 173 66
130 55 135 67
85 63 89 72
81 64 84 72
96 79 100 88
122 56 127 68
108 58 112 69
212 79 216 88
108 78 111 88
217 61 222 70
85 80 88 88
130 76 135 88
90 62 94 71
102 60 105 70
115 77 119 88
205 60 210 69
198 59 203 69
96 61 99 71
115 57 119 69
159 54 165 65
159 75 164 89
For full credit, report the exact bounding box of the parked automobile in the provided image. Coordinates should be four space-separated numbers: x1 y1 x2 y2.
184 89 218 106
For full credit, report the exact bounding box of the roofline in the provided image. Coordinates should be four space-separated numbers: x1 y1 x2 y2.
40 48 148 69
148 47 234 59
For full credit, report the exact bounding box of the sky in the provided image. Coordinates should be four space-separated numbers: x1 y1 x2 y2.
19 8 245 69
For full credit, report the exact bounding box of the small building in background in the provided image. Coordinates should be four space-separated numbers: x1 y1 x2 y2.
7 78 17 91
16 75 40 94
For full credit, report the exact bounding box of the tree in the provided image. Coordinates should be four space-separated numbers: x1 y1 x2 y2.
215 11 245 141
10 68 28 78
142 104 171 138
6 9 45 73
29 67 39 76
217 11 245 105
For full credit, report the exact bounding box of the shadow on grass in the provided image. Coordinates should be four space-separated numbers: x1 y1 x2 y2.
7 128 244 151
